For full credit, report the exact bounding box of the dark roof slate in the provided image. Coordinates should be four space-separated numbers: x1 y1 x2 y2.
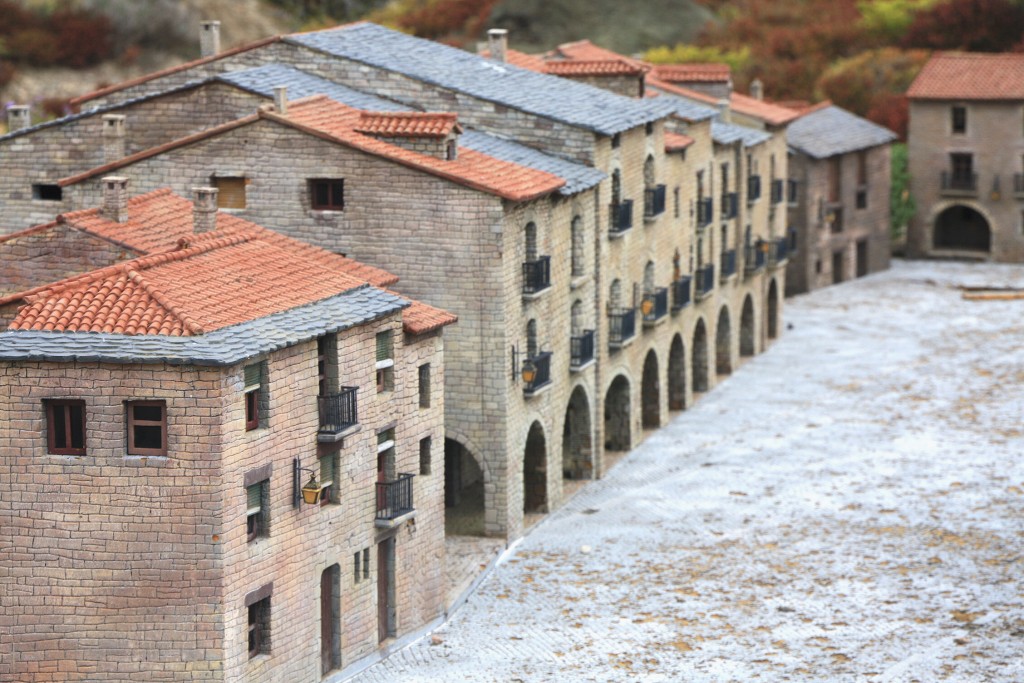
711 120 771 147
787 105 896 159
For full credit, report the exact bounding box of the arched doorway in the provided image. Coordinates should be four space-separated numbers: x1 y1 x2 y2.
716 306 732 376
692 320 709 393
641 350 660 429
740 295 755 357
604 375 631 451
934 205 991 252
668 334 686 411
767 279 779 340
523 422 547 514
562 386 593 480
444 438 485 536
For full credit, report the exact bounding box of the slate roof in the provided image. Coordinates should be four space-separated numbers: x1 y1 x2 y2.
459 131 604 195
787 104 896 159
287 23 674 135
908 52 1024 100
647 90 718 122
712 120 772 147
0 286 406 366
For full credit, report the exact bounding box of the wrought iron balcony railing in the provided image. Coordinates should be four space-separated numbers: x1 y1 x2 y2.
642 287 669 325
376 473 414 522
771 179 785 204
720 249 738 279
644 184 667 219
522 255 551 295
570 330 595 369
695 264 715 299
697 196 713 227
768 237 789 267
609 200 634 234
523 351 552 396
318 386 358 436
940 171 977 193
745 242 767 275
747 175 761 202
721 192 738 219
608 308 636 348
671 275 692 311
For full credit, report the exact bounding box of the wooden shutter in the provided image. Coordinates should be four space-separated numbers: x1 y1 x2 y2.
215 177 247 209
320 454 335 487
246 483 262 515
375 332 392 362
243 364 262 391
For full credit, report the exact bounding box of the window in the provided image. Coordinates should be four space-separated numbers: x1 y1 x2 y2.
45 400 85 455
353 547 370 582
319 452 336 505
353 552 361 582
246 480 266 541
247 593 271 658
827 157 841 203
309 179 344 211
126 401 167 456
419 436 432 475
570 216 584 277
952 105 966 134
243 363 263 431
445 139 457 160
856 188 868 210
418 364 431 408
363 548 370 579
375 331 394 393
611 133 620 148
32 184 63 201
951 153 973 183
673 187 680 218
212 176 247 209
645 122 654 136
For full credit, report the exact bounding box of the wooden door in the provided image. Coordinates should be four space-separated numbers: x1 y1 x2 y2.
377 540 392 642
321 565 339 675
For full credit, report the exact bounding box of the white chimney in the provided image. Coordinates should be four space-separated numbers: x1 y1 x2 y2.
6 105 30 132
200 20 221 58
750 79 764 102
102 176 130 223
192 187 219 234
273 86 288 116
488 29 508 63
102 114 126 162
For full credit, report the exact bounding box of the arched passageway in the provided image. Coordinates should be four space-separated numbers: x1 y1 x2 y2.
604 375 631 451
641 350 660 429
444 438 485 536
934 205 990 252
562 386 593 480
740 295 755 357
523 422 547 514
767 279 779 340
668 334 686 411
692 320 709 393
716 306 732 376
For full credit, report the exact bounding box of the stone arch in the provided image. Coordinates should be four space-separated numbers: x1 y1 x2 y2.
604 374 631 451
523 421 547 514
641 349 660 429
692 319 709 393
668 334 686 411
716 305 732 376
933 204 991 252
562 385 593 480
767 279 779 340
740 294 756 357
444 434 486 536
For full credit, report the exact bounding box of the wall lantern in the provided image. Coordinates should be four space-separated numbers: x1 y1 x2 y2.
640 296 654 316
521 358 537 385
293 458 324 507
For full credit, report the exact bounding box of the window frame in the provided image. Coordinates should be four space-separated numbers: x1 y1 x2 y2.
418 363 431 408
246 481 266 542
951 105 967 135
212 176 247 210
319 451 337 506
126 400 167 456
375 331 394 393
243 363 263 432
309 178 345 211
45 399 86 456
248 597 270 658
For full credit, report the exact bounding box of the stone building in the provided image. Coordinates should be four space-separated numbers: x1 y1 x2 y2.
785 103 896 294
906 52 1024 261
0 188 455 682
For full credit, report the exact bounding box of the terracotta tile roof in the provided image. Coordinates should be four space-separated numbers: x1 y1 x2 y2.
544 60 646 77
664 131 695 151
908 52 1024 100
651 63 730 83
647 76 720 103
400 298 457 335
498 49 548 72
354 111 461 137
729 92 800 126
545 40 648 71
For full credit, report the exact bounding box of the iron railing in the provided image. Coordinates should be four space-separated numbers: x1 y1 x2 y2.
642 287 669 324
768 237 789 267
318 386 358 435
721 191 738 219
376 473 414 521
671 276 692 311
608 308 636 347
523 351 552 395
644 184 667 218
747 175 761 201
522 255 551 295
697 196 713 227
609 200 634 234
720 249 738 279
745 242 767 274
940 171 977 193
695 264 715 298
570 330 595 369
771 179 785 204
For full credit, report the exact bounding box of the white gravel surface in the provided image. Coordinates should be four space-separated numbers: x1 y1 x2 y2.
352 260 1024 682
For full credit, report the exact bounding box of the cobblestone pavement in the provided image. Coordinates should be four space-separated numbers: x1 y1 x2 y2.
354 260 1024 682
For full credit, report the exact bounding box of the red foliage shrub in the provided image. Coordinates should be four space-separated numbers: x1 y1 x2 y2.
901 0 1024 52
51 9 113 68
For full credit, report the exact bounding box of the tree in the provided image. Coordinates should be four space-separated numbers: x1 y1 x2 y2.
890 143 915 244
901 0 1024 52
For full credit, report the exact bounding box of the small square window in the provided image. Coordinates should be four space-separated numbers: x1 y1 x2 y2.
309 178 344 210
611 133 620 149
32 184 63 201
248 596 270 658
418 364 431 408
856 188 867 210
126 400 166 456
45 400 86 455
246 481 267 542
212 176 247 209
952 105 967 134
419 436 432 476
645 122 653 136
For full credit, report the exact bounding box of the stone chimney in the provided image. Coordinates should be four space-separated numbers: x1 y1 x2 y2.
750 78 764 102
200 20 221 58
102 176 130 223
6 105 30 132
488 29 508 63
192 187 219 234
102 114 126 162
273 86 288 116
717 98 731 124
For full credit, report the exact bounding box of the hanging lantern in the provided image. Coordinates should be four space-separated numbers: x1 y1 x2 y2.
521 358 537 385
301 473 323 505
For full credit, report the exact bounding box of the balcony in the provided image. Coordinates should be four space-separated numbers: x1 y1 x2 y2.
720 249 737 280
747 175 761 202
695 264 715 300
940 171 977 196
607 308 636 349
744 242 767 275
609 200 634 235
697 196 714 227
570 329 595 370
671 275 692 311
768 237 789 268
522 255 551 297
317 386 358 442
720 192 738 220
522 351 552 396
642 287 669 326
825 204 844 233
771 179 785 204
1015 174 1024 196
644 184 667 219
375 473 415 527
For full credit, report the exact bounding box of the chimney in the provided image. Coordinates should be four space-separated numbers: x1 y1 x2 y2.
273 86 288 116
488 28 508 63
102 114 126 162
192 187 219 234
717 98 731 124
200 20 221 58
750 78 764 102
6 105 30 132
102 176 130 223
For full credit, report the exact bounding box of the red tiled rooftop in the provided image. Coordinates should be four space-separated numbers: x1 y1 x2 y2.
545 40 648 71
544 60 646 77
401 298 458 335
908 52 1024 100
651 63 730 83
665 131 695 151
354 111 461 138
729 92 800 126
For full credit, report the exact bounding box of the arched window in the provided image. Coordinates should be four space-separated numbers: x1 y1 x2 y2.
644 261 655 294
570 216 584 277
524 222 538 262
571 300 583 335
644 155 655 189
611 169 622 206
526 319 538 357
610 279 622 310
